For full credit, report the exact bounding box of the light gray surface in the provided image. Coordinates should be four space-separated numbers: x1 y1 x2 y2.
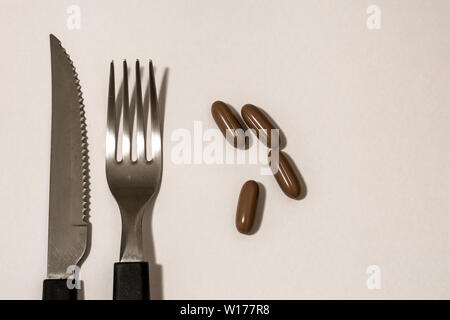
0 0 449 299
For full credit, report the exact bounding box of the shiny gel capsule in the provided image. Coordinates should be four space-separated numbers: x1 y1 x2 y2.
211 101 245 148
269 150 301 199
241 104 278 148
236 180 259 234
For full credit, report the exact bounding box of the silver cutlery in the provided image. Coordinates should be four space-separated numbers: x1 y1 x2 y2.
43 34 90 300
106 60 162 300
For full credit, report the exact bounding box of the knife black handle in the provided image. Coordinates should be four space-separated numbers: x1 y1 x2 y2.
43 279 79 300
113 262 150 300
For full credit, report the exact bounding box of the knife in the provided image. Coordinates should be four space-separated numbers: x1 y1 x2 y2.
42 34 90 300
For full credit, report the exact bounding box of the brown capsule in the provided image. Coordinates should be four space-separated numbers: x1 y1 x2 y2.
269 150 301 199
236 180 259 234
211 101 245 148
241 104 278 148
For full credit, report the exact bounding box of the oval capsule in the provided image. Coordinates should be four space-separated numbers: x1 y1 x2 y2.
236 180 259 234
269 150 301 199
241 104 278 148
211 101 245 148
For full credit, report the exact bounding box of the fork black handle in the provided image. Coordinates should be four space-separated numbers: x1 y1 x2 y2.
113 262 150 300
42 279 79 300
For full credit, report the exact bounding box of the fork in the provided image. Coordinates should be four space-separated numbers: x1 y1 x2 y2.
106 60 162 300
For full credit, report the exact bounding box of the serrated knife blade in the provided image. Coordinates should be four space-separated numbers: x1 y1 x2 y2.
43 34 90 300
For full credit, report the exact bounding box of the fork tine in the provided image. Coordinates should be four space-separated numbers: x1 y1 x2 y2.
149 60 161 162
135 60 146 161
106 61 117 161
122 60 131 161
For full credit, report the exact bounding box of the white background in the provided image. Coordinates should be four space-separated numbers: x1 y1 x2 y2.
0 0 449 299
